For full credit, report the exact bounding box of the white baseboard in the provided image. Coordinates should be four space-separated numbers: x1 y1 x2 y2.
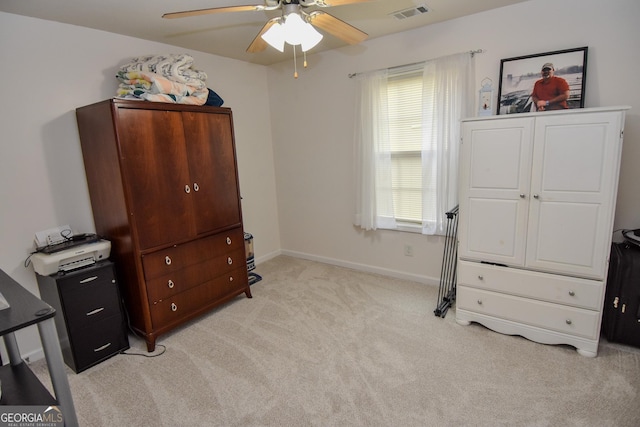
266 249 439 287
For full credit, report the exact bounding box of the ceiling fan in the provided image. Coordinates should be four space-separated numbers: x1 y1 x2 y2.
162 0 371 54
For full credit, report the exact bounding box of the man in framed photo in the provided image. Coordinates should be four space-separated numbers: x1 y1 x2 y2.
531 62 570 111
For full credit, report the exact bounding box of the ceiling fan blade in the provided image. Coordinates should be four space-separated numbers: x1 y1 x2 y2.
246 18 280 53
308 11 368 45
162 5 265 19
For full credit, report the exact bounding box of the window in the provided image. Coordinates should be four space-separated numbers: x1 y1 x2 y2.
387 70 427 226
353 53 475 235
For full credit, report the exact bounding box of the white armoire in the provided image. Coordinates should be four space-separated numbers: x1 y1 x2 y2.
456 106 629 357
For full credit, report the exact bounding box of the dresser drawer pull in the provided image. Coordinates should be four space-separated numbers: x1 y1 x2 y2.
226 237 232 245
477 275 483 280
94 343 112 352
229 276 234 282
193 182 200 192
165 256 172 265
168 280 175 289
80 276 98 284
477 299 483 305
86 307 105 316
566 319 572 325
184 184 191 194
227 257 233 265
171 303 178 312
568 290 575 296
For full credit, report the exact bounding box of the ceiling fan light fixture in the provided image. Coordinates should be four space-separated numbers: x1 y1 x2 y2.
261 20 286 52
261 12 323 53
299 22 323 52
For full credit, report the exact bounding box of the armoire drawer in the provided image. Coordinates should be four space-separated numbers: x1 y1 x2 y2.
457 285 600 339
458 261 603 310
150 265 248 329
146 248 246 303
142 228 244 280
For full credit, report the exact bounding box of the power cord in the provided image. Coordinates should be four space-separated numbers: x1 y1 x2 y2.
120 298 168 358
121 344 166 358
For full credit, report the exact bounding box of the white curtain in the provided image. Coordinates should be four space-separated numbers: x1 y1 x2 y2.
353 52 475 235
353 69 397 231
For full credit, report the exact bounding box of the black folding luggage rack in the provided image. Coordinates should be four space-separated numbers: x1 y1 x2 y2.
434 205 459 318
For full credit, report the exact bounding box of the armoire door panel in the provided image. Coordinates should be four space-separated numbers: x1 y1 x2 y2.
464 197 526 264
527 201 602 277
458 117 533 265
468 127 529 191
182 112 242 232
526 111 623 278
116 108 196 249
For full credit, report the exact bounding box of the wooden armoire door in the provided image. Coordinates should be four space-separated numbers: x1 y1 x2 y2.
116 108 196 250
182 111 242 234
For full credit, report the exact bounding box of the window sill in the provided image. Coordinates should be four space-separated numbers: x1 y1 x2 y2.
395 222 422 234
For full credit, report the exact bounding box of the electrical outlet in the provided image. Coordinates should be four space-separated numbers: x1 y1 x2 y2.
404 244 414 257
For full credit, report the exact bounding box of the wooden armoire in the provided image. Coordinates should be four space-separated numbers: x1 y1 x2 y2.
76 99 251 352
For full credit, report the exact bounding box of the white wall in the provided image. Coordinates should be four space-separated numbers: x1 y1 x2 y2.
0 12 280 358
267 0 640 281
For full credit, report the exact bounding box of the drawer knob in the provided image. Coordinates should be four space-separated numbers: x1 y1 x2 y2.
171 303 178 312
477 275 484 280
226 237 232 245
520 194 525 199
193 182 200 192
568 290 575 296
229 276 234 282
168 280 175 289
228 257 233 265
185 184 191 194
165 256 172 265
566 319 572 325
477 299 483 305
533 194 540 199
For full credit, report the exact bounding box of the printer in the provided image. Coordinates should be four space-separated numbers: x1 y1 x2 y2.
31 239 111 276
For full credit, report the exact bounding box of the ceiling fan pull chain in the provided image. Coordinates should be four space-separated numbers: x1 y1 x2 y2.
293 45 299 79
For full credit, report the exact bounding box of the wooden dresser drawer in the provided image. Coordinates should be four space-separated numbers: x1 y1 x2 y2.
146 248 246 303
458 261 603 310
457 285 600 339
149 265 248 329
141 228 245 280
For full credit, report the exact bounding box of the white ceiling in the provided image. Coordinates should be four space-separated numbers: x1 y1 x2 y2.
0 0 529 66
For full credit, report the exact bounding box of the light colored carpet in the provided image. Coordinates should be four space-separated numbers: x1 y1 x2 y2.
32 255 640 426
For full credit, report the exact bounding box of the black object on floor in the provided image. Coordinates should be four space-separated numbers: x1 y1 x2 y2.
601 242 640 348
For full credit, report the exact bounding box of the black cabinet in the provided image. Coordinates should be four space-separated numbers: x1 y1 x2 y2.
36 261 129 373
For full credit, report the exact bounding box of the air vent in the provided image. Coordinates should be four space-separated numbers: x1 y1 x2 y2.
390 4 429 20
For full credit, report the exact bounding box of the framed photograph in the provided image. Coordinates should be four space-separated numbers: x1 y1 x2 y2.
497 47 588 115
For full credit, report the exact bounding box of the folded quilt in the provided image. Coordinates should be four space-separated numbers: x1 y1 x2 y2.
117 91 208 105
119 53 208 88
117 70 206 96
